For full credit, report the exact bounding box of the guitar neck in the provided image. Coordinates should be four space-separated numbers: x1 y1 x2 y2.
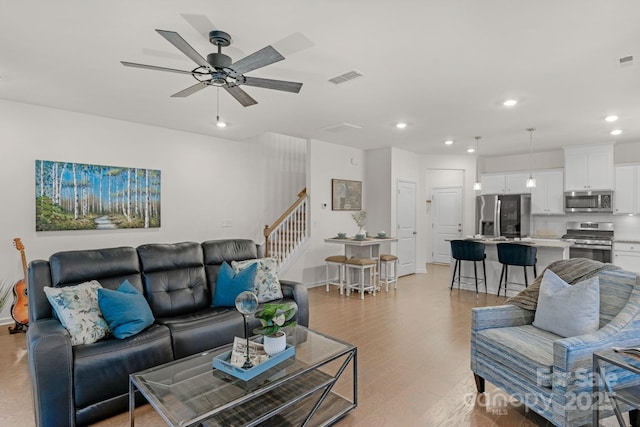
20 251 27 280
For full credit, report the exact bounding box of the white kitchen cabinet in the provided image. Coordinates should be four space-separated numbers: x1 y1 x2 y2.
531 169 565 215
564 144 614 191
614 165 640 215
480 173 531 195
614 242 640 273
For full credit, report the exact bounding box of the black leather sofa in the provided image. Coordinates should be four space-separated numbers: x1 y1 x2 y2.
26 239 309 426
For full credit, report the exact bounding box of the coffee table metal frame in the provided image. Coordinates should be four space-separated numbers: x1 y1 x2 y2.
129 326 357 426
593 349 640 426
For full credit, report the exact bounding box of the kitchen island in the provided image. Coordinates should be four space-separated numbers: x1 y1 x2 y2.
449 238 573 297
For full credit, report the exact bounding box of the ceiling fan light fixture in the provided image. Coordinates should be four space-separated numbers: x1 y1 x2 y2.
216 118 227 128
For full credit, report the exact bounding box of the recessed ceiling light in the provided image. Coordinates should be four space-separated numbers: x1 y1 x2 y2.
396 122 407 129
605 115 619 122
444 140 454 145
611 129 622 136
503 99 518 107
216 120 227 128
467 148 475 153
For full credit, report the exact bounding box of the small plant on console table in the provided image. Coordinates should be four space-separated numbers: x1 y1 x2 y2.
253 303 297 356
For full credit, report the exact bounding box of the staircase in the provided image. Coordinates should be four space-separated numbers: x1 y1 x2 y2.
264 188 309 273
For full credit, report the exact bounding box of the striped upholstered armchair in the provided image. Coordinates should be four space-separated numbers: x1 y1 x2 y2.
471 266 640 426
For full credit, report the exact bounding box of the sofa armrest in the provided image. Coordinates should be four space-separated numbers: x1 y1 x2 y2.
471 304 535 332
27 319 76 427
280 279 309 328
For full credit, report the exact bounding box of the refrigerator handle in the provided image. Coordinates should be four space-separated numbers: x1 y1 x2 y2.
496 199 501 237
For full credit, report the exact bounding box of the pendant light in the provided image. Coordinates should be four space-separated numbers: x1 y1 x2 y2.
473 136 482 191
526 128 536 188
216 88 227 128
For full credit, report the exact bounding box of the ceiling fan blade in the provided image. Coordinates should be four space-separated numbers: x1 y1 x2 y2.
155 29 212 70
230 46 284 75
171 82 209 98
121 61 201 75
243 76 303 93
224 85 258 107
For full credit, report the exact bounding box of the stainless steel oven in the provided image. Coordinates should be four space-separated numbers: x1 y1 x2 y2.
561 222 613 263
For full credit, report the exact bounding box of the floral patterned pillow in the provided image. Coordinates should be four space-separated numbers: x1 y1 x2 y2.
231 258 283 303
44 280 109 345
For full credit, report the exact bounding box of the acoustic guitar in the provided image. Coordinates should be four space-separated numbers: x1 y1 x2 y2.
9 238 28 332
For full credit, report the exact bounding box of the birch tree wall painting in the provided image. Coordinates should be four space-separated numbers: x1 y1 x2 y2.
35 160 161 231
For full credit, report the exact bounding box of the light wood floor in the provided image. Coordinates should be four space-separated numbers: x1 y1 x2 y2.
0 264 624 426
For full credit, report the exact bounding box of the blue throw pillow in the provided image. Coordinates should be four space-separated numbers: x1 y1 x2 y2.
97 279 155 339
213 261 258 307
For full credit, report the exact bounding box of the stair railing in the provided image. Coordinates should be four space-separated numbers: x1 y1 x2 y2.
264 188 309 269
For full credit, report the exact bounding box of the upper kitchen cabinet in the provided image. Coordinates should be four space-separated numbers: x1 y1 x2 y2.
563 143 614 191
480 172 531 195
614 164 640 214
531 169 564 215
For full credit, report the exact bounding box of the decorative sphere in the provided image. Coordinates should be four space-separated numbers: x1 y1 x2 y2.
235 291 259 315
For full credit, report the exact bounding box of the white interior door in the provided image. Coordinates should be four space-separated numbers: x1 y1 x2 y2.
431 187 463 264
397 180 417 276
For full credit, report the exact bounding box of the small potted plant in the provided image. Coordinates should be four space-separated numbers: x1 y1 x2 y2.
253 302 297 355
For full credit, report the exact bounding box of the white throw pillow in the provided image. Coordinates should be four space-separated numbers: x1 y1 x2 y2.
44 280 109 345
532 270 600 338
231 257 283 303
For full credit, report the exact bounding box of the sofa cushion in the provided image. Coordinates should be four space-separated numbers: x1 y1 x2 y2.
232 257 283 303
73 324 173 420
98 280 155 339
476 324 559 388
137 242 209 318
44 280 109 345
212 262 258 307
533 270 600 338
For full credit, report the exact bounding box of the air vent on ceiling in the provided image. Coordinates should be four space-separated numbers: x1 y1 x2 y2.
321 122 363 133
328 70 364 85
619 55 634 65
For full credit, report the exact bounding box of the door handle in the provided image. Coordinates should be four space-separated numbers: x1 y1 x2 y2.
413 231 417 235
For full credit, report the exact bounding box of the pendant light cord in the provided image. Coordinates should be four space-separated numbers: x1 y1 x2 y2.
527 128 536 178
475 136 481 182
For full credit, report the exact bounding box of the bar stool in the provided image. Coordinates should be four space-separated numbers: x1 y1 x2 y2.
450 240 487 295
379 254 399 292
325 255 348 294
345 257 377 299
496 243 538 297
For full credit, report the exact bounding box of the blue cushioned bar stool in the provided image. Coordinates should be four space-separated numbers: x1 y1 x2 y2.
449 240 487 295
496 243 538 297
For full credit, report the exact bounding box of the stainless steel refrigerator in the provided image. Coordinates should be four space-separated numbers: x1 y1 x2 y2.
476 194 531 238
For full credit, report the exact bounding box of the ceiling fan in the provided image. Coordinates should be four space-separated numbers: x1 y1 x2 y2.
121 29 303 107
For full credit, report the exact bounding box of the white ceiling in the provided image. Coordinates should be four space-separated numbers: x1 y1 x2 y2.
1 1 639 157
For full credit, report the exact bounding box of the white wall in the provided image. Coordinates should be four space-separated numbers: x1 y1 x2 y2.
279 139 364 285
0 99 265 323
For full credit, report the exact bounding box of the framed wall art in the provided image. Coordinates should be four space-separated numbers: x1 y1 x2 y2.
332 179 362 211
35 160 161 231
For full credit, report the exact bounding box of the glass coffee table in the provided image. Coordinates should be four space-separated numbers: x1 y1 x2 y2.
129 326 357 426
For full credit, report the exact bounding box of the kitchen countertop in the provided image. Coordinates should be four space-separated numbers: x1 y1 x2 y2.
465 237 573 248
613 239 640 244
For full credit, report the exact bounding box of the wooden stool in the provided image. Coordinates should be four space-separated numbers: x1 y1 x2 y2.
379 254 399 291
325 255 348 294
345 257 377 299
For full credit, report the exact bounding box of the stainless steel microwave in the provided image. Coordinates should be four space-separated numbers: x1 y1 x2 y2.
564 190 613 213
